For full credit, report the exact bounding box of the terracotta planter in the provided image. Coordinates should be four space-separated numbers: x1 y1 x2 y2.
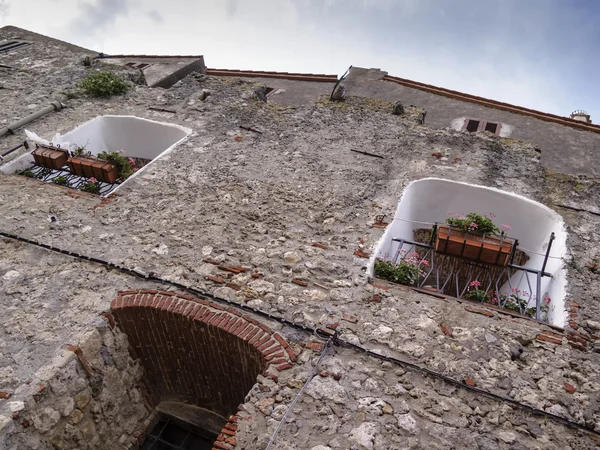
67 156 118 184
436 225 514 266
31 145 68 170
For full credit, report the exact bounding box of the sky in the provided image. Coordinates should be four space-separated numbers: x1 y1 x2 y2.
1 0 599 119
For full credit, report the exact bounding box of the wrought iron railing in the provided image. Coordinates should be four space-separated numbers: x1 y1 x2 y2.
18 164 120 196
384 232 555 322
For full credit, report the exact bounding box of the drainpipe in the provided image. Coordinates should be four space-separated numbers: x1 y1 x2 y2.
0 101 65 137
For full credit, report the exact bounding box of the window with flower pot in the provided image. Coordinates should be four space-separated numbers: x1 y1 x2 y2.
368 178 568 326
1 115 191 196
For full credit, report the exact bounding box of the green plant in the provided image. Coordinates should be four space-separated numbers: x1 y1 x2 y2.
21 168 35 178
464 280 489 302
52 175 69 186
374 251 429 286
73 144 89 157
81 177 101 194
97 150 133 180
35 168 52 179
79 71 129 98
445 212 504 235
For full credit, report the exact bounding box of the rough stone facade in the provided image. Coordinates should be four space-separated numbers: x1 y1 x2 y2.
1 25 600 450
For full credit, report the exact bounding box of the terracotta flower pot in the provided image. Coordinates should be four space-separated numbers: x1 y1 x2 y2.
67 156 118 184
31 145 68 170
436 225 514 266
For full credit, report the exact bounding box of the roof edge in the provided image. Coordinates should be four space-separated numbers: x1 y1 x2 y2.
382 74 600 134
98 54 203 60
206 68 338 83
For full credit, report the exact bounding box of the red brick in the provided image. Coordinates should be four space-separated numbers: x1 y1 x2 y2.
440 323 452 336
370 282 390 291
0 392 11 399
354 249 370 258
258 323 274 334
263 345 282 357
464 378 476 387
220 428 235 436
276 363 293 371
305 341 324 351
207 275 226 284
265 351 285 362
248 331 265 346
292 278 308 287
273 333 289 348
342 313 358 324
564 382 576 394
202 258 221 265
212 442 231 450
285 346 297 362
258 339 277 352
464 306 494 317
312 242 328 250
536 334 563 345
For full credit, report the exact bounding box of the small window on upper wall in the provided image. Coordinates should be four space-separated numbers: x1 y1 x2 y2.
463 118 501 135
466 119 480 132
463 119 502 135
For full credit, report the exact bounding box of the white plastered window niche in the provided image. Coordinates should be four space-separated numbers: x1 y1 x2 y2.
367 178 568 327
1 115 192 196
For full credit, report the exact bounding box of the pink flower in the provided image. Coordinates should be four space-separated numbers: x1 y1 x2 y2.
447 211 453 215
501 224 511 231
469 280 481 287
119 149 125 154
469 222 478 229
490 297 498 305
544 297 551 304
133 168 139 172
89 177 97 183
128 157 135 164
421 260 430 267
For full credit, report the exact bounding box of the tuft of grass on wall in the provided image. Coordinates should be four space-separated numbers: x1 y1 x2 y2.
79 71 130 98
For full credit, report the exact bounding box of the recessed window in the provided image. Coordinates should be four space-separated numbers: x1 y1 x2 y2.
1 116 191 196
485 122 498 133
463 118 501 135
466 119 480 132
368 178 568 326
0 40 31 54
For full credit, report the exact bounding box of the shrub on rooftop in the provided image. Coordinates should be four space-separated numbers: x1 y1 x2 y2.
79 71 130 98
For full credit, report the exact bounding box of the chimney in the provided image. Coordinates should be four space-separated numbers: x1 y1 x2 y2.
570 110 592 123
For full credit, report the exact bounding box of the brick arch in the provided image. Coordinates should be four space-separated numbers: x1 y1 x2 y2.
111 289 295 421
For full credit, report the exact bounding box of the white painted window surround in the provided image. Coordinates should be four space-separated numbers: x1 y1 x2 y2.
367 178 568 327
0 116 192 195
451 117 514 137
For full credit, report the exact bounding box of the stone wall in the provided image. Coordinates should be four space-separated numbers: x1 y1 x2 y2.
342 67 600 177
0 319 150 450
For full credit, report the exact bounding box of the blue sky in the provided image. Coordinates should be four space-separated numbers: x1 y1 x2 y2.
1 0 599 119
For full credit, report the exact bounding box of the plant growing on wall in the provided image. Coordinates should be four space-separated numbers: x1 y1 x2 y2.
80 177 101 194
97 150 133 180
464 280 488 302
374 251 429 286
52 175 69 186
79 71 130 98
